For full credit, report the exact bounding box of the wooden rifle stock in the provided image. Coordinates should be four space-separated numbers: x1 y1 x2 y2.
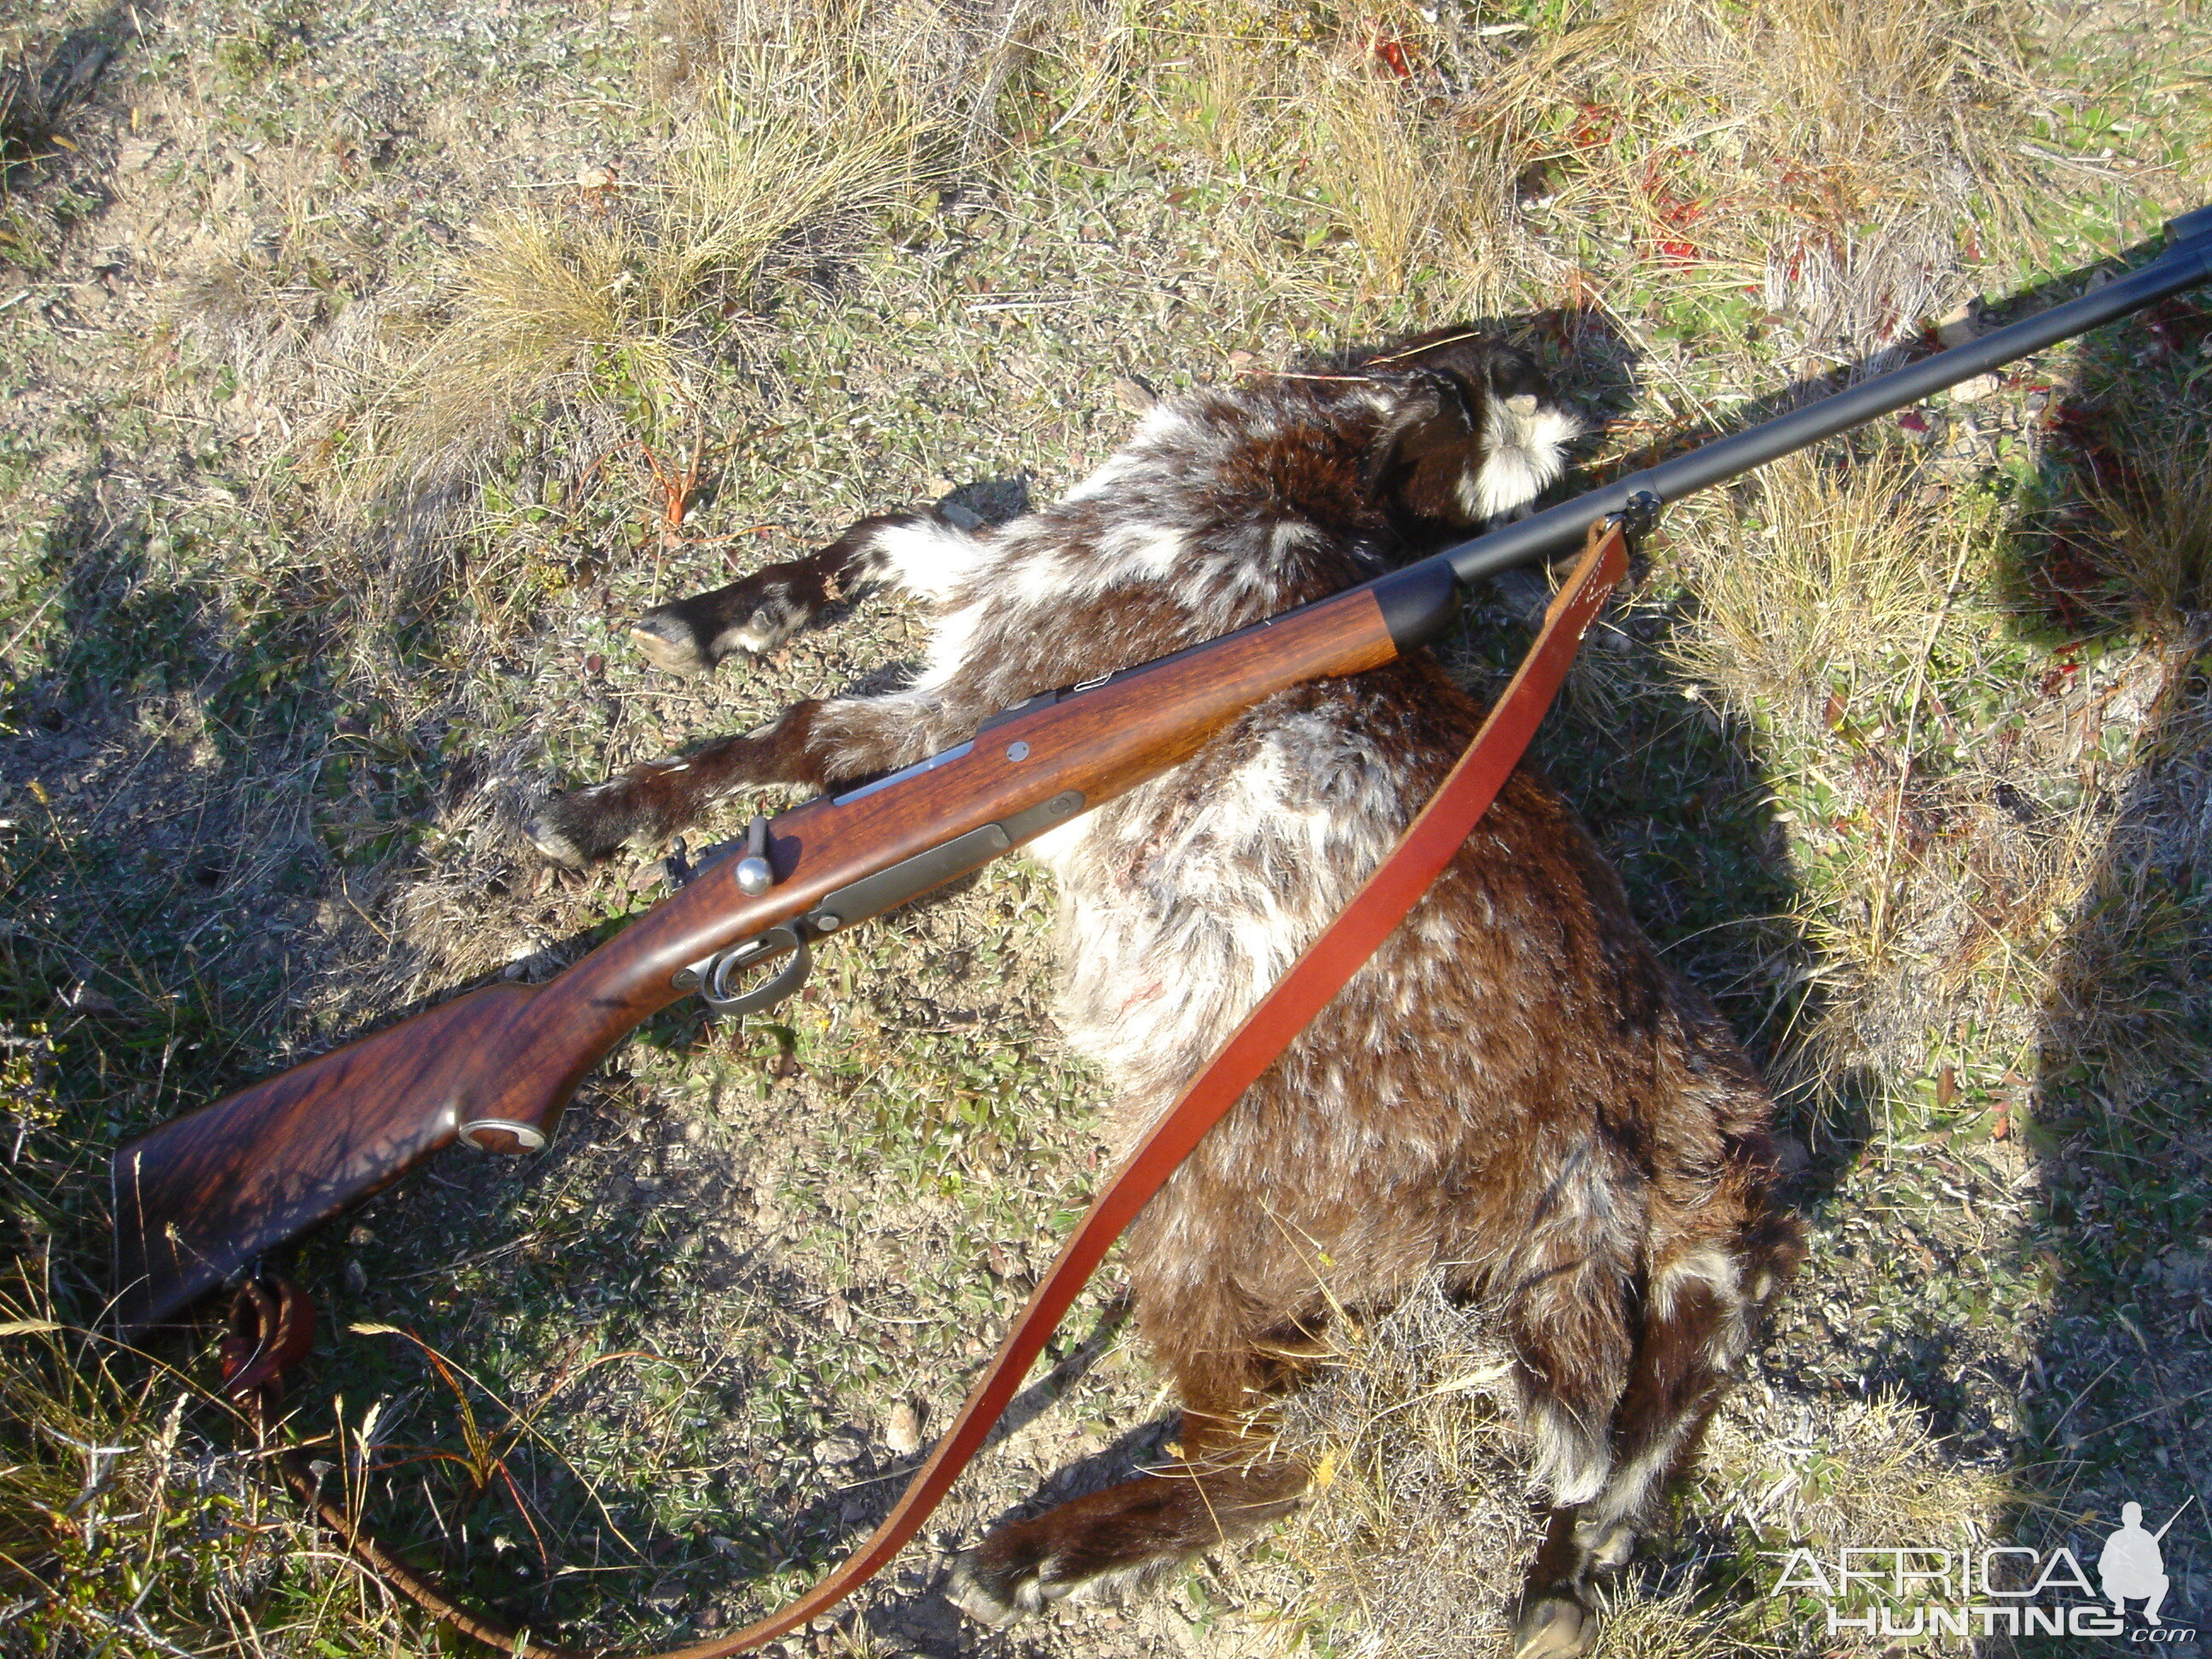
110 563 1443 1334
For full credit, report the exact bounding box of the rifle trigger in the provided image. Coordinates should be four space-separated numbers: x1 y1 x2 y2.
690 923 812 1017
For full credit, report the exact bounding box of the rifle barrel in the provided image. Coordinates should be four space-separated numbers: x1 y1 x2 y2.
1440 205 2212 590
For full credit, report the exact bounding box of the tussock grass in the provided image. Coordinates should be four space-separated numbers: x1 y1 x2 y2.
1672 452 2074 1093
638 0 1053 147
1039 0 2032 346
1505 0 2036 353
1681 451 1967 729
0 4 105 168
1286 52 1513 301
2084 417 2212 631
324 30 939 515
1672 435 2209 1109
1057 3 1552 317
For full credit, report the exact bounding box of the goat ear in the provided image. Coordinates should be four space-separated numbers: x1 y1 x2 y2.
1360 370 1478 504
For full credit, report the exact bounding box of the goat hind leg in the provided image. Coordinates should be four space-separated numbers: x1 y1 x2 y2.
947 1354 1307 1626
1495 1260 1638 1659
1511 1239 1779 1658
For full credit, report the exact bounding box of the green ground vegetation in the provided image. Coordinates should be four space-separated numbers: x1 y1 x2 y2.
1 0 2209 1655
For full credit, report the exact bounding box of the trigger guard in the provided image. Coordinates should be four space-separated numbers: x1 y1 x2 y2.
700 925 812 1016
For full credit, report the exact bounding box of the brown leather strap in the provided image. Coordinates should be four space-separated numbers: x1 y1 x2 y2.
240 518 1631 1659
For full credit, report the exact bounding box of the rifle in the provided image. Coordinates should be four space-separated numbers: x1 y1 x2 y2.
112 205 2212 1336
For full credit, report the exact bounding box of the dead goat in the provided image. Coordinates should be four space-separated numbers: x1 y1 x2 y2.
525 329 1802 1656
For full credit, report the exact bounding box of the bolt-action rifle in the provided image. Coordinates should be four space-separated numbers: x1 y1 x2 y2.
113 206 2212 1336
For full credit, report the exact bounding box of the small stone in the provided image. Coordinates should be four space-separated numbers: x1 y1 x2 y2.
814 1434 865 1468
1935 303 1983 348
1950 373 2002 404
1109 374 1157 413
885 1397 925 1455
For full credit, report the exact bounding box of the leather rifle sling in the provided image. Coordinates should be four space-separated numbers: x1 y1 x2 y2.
227 516 1633 1659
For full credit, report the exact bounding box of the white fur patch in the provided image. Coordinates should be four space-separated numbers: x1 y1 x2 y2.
1460 400 1582 521
915 600 986 693
870 517 986 601
1650 1245 1741 1322
1022 812 1093 875
1531 1403 1611 1506
1097 522 1190 584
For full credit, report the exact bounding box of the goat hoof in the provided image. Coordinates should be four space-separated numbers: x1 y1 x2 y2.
1511 1593 1596 1659
945 1545 1061 1627
631 607 717 676
523 795 620 868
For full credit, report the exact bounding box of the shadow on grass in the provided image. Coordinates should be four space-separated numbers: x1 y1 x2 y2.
1987 284 2211 1653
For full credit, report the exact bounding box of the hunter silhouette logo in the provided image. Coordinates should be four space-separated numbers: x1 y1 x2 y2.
1768 1493 2198 1642
2102 1499 2195 1625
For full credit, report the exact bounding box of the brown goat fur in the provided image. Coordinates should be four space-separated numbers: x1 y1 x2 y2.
525 329 1802 1656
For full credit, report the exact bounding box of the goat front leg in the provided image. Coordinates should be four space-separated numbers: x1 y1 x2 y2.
631 507 966 675
523 692 962 867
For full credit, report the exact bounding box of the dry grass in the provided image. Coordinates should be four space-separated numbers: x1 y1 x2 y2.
1671 452 2091 1097
1051 2 1558 316
1678 451 1970 728
1671 433 2211 1107
1032 0 2034 354
638 0 1054 149
2086 416 2212 630
1243 1281 2010 1657
1504 0 2038 353
321 27 940 517
5 0 2209 1654
0 3 107 168
0 1259 411 1656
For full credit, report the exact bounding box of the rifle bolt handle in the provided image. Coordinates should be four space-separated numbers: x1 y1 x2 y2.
733 813 776 895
